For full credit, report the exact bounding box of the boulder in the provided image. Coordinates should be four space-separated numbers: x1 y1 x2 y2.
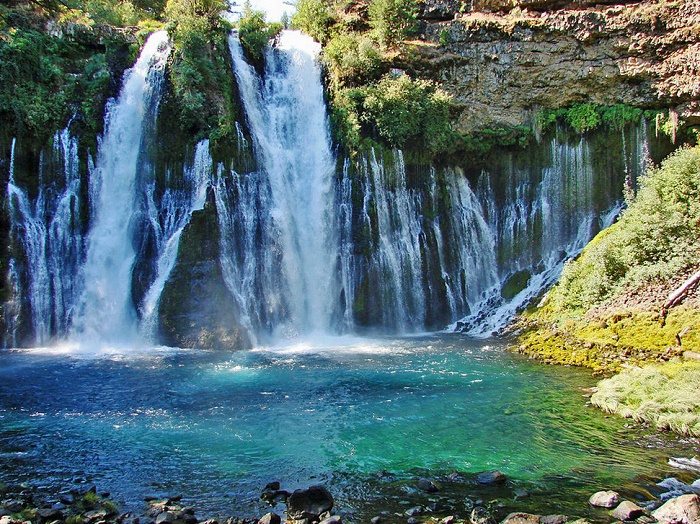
471 507 495 524
611 501 645 521
652 494 700 524
407 518 419 524
441 517 457 524
500 513 540 524
589 491 620 508
318 516 341 524
258 513 280 524
540 516 567 524
477 471 507 485
286 486 334 520
370 518 381 524
2 501 24 513
155 512 177 524
36 509 63 522
405 507 422 517
417 478 441 493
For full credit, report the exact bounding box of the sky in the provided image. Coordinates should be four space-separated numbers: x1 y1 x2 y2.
230 0 297 22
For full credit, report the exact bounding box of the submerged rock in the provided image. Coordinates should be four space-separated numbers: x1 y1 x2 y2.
476 471 507 485
417 478 441 493
611 501 645 521
286 486 334 520
471 507 495 524
588 491 620 508
652 494 700 524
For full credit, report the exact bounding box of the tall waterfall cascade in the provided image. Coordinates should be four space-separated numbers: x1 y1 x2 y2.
227 31 339 337
2 30 657 348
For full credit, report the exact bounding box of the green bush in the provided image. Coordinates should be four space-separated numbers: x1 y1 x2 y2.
368 0 418 48
238 4 282 63
323 32 382 87
550 145 700 313
565 103 600 133
359 74 455 152
292 0 332 43
600 104 643 130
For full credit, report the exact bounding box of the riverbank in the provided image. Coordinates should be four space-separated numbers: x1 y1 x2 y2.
2 465 699 524
513 145 700 437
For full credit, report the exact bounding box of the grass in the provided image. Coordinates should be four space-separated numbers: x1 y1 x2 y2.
591 360 700 437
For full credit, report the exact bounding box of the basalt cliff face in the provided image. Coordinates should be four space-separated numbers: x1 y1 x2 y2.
411 0 700 131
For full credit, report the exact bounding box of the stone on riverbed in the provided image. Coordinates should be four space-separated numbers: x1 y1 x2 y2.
652 494 700 524
588 491 620 508
257 512 280 524
477 471 507 485
501 513 540 524
318 516 341 524
417 478 441 493
540 515 567 524
286 486 334 520
611 501 645 521
471 507 495 524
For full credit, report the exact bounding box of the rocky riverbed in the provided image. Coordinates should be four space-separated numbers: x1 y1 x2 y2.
2 463 699 524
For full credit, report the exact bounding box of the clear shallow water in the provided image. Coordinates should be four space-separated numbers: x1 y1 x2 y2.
0 336 696 521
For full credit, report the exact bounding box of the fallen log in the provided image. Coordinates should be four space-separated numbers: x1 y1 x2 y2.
660 268 700 325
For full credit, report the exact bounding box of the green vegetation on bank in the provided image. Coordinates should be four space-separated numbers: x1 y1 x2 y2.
591 360 700 436
518 146 700 366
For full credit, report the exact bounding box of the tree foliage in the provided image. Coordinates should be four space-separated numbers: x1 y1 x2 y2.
292 0 332 43
368 0 418 48
237 3 282 64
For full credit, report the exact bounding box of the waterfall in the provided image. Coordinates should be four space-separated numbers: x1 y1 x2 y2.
457 131 645 335
6 129 83 345
139 140 211 339
71 30 170 346
228 30 338 335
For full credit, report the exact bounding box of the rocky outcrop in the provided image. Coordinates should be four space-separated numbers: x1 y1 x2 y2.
158 190 251 351
410 0 700 131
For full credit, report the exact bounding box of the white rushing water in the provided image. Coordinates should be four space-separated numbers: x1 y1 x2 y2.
71 31 170 346
6 130 83 344
139 140 212 339
228 30 338 336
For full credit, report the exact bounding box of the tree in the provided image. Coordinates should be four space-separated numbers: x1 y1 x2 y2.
291 0 331 43
368 0 418 48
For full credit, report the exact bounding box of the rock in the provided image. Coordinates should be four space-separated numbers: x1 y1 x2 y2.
36 509 63 521
476 471 507 485
441 516 456 524
263 483 280 492
514 489 530 499
611 501 645 521
286 486 334 520
589 491 620 508
370 517 382 524
540 516 567 524
405 507 422 517
155 512 177 524
257 513 280 524
200 520 218 524
0 517 12 524
407 519 418 524
58 494 75 505
2 500 24 513
500 513 540 524
83 510 108 522
318 516 341 524
417 478 441 493
471 507 494 524
652 494 700 524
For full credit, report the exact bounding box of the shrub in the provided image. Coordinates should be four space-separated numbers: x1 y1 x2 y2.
565 103 600 133
323 32 382 87
368 0 418 48
549 145 700 313
600 104 643 130
358 74 454 152
292 0 332 43
237 4 282 63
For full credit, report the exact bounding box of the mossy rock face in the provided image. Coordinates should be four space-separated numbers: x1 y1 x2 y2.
501 270 531 300
158 189 251 350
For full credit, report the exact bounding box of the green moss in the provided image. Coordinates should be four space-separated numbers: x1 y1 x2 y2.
591 360 700 436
